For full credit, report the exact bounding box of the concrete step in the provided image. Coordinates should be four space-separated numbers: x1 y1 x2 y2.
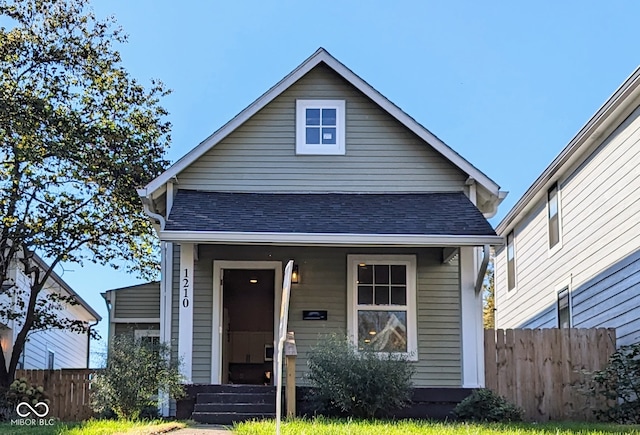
189 384 276 394
191 411 276 425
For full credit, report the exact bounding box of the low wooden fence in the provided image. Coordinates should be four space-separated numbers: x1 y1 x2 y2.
15 369 97 421
484 328 616 421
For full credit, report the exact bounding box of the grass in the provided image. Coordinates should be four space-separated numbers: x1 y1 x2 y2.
0 419 186 435
234 418 640 435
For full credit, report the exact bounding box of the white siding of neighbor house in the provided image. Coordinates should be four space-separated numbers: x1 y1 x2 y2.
170 245 462 387
176 63 467 193
14 267 93 369
495 105 640 346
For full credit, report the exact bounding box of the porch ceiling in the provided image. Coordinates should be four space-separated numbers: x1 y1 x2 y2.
166 191 496 237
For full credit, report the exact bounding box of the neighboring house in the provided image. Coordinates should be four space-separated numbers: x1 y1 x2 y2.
494 67 640 347
0 255 101 369
137 48 506 416
101 281 160 344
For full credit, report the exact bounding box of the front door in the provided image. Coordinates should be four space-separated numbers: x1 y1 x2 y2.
221 268 275 384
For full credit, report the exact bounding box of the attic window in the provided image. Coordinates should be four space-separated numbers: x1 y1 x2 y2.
296 100 345 155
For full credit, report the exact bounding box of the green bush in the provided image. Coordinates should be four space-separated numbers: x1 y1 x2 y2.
585 342 640 423
453 388 523 422
91 334 185 420
304 333 415 419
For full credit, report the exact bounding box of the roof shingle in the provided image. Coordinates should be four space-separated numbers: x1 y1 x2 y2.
166 191 496 236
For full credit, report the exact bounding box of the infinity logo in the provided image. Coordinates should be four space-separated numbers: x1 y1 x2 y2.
16 401 49 418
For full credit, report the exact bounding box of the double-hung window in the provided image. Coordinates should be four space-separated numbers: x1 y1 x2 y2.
296 100 345 155
557 287 571 328
548 183 560 249
347 255 417 360
507 231 516 291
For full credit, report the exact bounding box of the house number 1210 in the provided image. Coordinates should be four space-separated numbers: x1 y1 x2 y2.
182 269 190 308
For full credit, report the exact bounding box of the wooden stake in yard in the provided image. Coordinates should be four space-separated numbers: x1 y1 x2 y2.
285 332 297 418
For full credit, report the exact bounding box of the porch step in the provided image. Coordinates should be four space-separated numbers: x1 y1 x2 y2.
191 385 277 424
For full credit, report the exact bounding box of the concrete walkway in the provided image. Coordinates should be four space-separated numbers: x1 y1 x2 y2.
170 425 232 434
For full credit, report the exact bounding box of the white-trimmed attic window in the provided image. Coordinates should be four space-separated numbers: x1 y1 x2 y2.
296 99 345 155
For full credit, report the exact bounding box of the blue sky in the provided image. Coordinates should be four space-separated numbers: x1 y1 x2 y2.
56 1 639 362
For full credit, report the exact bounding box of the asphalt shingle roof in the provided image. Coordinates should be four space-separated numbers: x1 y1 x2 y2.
165 191 496 236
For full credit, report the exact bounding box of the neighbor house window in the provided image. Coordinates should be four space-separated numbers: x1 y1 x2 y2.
47 350 54 370
557 287 570 328
135 329 161 347
296 100 345 155
548 183 560 248
347 255 417 360
507 231 516 291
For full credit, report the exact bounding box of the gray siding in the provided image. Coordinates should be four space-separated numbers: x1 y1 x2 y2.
113 282 160 318
171 245 462 387
572 249 640 346
495 105 640 346
177 63 467 193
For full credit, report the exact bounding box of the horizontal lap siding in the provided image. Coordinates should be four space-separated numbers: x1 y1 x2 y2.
495 106 640 343
113 283 160 318
177 63 466 192
172 246 461 386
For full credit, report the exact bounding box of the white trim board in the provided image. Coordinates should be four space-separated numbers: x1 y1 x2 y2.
159 231 504 247
211 261 283 384
140 48 501 197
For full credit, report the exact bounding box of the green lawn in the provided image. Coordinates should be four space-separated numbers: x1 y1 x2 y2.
234 418 640 435
0 419 185 435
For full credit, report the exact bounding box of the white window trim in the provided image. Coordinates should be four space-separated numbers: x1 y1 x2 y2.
296 99 346 155
347 255 418 361
46 348 55 370
547 182 563 257
134 329 161 340
555 278 572 329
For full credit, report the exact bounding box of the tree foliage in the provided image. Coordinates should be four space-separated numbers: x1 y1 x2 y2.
483 259 495 329
91 334 185 420
0 0 170 386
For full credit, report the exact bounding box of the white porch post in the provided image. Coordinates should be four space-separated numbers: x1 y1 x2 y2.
178 243 194 383
459 246 485 388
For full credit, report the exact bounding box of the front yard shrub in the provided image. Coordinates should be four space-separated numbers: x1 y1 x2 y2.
91 333 185 420
584 342 640 423
304 333 414 418
0 378 48 421
453 388 523 422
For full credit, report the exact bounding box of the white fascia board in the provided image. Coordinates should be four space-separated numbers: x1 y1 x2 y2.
143 48 501 198
496 66 640 236
158 231 504 247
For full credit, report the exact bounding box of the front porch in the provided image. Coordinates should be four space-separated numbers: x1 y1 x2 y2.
160 243 488 417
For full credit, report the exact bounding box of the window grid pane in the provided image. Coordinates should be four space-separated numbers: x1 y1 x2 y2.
358 310 407 352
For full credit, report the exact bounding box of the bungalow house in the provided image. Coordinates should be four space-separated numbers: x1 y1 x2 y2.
494 66 640 347
137 48 507 420
1 254 102 369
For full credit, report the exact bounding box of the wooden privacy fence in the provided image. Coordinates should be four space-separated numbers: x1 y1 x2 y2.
15 369 97 421
485 328 616 421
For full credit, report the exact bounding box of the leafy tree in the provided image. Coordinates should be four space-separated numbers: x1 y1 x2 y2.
0 0 170 387
483 259 495 329
91 334 185 420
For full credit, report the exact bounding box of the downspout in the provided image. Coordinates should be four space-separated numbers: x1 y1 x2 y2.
86 319 99 369
474 245 491 294
142 203 166 231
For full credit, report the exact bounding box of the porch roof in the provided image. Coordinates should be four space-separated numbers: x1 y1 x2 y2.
166 190 496 237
